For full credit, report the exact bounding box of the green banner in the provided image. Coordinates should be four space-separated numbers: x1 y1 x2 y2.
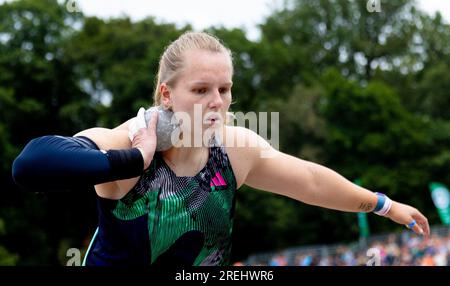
357 212 370 237
355 179 370 237
429 182 450 226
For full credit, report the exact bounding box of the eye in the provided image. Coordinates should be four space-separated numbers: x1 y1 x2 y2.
219 87 230 94
194 88 207 94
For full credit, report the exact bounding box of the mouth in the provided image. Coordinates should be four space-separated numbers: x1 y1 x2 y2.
203 116 221 126
204 118 220 126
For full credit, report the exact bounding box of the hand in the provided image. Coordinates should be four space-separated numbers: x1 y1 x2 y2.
132 111 158 170
385 201 430 236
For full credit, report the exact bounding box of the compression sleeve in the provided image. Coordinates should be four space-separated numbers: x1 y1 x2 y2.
11 135 144 192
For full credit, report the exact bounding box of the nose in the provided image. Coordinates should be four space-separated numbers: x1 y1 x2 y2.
208 89 223 110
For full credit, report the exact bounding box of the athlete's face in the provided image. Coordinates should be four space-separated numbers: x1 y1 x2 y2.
160 49 233 136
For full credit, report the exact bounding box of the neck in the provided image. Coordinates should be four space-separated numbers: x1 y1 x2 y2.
162 146 208 164
163 127 224 162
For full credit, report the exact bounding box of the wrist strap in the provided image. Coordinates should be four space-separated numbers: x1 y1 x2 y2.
373 192 392 216
104 148 144 180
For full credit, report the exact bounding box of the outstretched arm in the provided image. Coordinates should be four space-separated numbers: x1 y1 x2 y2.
239 127 430 236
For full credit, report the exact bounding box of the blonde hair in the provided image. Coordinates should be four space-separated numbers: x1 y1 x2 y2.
152 31 235 124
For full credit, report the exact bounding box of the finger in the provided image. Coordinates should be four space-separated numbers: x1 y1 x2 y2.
147 111 158 132
417 221 428 236
411 221 424 235
132 128 144 144
414 214 430 236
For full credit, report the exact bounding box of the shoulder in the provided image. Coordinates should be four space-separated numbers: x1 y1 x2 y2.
74 127 131 150
221 125 276 189
222 125 273 157
222 125 270 148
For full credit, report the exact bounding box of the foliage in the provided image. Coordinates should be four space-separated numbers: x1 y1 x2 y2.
1 0 449 264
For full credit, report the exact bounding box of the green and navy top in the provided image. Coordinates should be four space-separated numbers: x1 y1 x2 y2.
83 136 238 266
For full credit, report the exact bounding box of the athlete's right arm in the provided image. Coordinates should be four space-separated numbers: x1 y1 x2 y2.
11 112 158 193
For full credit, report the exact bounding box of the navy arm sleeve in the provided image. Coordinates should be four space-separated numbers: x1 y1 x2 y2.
11 135 144 192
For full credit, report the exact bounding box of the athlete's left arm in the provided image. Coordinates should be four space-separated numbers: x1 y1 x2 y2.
242 127 429 236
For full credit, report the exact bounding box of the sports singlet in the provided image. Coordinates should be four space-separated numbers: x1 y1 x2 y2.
83 136 238 266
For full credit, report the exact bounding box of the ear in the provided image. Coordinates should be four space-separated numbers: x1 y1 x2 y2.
160 83 172 107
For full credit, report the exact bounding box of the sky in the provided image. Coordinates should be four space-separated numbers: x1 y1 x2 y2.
65 0 279 39
61 0 449 40
1 0 448 40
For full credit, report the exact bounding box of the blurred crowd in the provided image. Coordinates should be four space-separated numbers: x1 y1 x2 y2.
235 228 450 266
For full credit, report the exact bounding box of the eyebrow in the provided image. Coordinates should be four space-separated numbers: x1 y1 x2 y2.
189 81 233 86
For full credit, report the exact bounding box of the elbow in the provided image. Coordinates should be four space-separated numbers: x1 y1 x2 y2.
11 143 41 191
12 153 32 191
11 136 50 191
304 163 322 204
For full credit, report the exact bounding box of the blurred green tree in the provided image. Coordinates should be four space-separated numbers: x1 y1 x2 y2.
2 0 450 264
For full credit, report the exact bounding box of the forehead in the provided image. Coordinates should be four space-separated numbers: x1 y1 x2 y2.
179 49 233 84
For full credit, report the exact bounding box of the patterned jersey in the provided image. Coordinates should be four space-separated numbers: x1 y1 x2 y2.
83 136 238 266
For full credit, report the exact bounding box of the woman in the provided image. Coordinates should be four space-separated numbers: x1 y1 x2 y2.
12 32 429 266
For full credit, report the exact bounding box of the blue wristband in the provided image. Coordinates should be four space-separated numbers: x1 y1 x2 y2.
374 193 386 212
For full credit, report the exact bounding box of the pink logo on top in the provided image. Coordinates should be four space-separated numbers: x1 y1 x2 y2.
210 172 227 188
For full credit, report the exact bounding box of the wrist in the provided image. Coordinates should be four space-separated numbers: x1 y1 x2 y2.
136 147 151 170
373 192 393 216
105 148 144 179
